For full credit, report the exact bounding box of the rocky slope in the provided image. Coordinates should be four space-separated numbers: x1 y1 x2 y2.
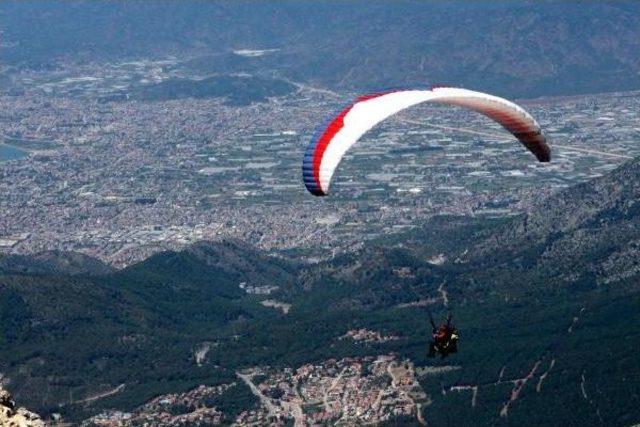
459 158 640 291
0 386 44 427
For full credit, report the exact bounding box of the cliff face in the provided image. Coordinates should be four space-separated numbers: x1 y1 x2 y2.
463 158 640 291
0 387 44 427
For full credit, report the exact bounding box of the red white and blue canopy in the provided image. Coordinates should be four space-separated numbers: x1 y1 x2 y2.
302 87 550 196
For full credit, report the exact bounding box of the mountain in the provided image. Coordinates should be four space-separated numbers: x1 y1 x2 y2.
0 240 296 422
472 159 640 281
1 160 640 425
118 239 295 298
2 1 639 97
131 75 297 106
0 251 114 276
425 158 640 301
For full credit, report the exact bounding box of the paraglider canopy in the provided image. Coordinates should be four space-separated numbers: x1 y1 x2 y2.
302 87 550 196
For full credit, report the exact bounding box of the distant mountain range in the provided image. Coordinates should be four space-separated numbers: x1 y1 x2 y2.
2 154 640 424
2 1 639 98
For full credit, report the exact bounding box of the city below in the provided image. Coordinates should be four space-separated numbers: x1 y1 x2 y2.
1 57 638 267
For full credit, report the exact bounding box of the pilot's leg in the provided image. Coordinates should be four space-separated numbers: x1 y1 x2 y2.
428 342 436 357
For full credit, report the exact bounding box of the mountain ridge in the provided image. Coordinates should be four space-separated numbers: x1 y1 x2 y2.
2 1 639 98
458 158 640 291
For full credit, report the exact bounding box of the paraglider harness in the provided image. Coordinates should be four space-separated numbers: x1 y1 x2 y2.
428 313 459 358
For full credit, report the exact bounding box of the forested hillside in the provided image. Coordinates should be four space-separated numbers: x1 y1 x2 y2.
2 159 640 425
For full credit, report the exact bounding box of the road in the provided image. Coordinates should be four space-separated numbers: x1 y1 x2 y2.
236 372 278 417
323 366 347 412
74 383 125 404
